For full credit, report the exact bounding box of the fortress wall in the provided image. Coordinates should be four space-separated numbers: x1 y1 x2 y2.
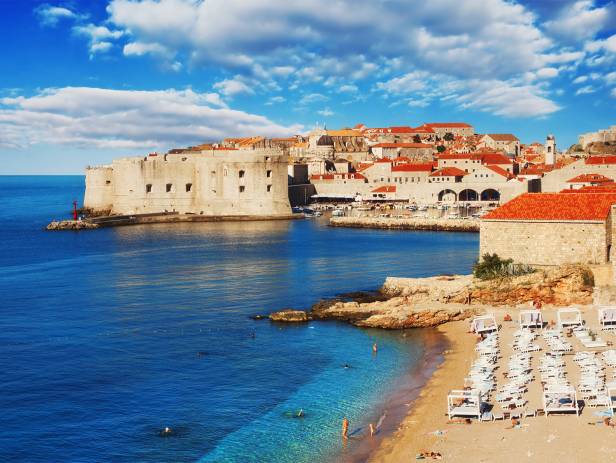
86 149 291 217
480 220 608 266
83 166 113 211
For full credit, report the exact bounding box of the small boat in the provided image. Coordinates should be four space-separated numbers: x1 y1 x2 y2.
332 209 345 217
292 206 303 213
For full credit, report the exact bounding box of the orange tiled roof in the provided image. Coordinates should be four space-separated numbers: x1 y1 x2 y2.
429 167 467 177
392 163 434 172
586 156 616 165
483 193 616 221
372 142 433 148
372 185 396 193
567 174 613 184
424 122 472 128
481 152 513 165
485 165 512 178
485 133 519 142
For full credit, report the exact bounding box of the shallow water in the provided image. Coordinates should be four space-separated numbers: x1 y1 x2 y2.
0 176 478 462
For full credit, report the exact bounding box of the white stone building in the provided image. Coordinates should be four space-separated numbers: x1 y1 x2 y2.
84 149 291 217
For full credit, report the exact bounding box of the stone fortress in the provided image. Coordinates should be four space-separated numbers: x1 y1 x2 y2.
578 125 616 149
84 148 292 218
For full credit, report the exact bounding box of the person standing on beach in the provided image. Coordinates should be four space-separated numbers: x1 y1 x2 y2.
369 423 375 436
342 417 349 439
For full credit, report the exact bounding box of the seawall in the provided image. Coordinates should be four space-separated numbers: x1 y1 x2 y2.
47 212 300 230
329 216 479 232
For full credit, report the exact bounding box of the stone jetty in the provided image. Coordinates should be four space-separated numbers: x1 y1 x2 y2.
329 216 479 232
46 220 100 231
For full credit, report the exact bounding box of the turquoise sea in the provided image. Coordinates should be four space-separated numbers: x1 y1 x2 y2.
0 176 478 462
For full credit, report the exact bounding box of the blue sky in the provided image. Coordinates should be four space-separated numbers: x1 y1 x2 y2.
1 0 615 173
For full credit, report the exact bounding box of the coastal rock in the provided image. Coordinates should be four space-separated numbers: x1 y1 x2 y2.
449 264 594 306
46 220 99 231
311 296 477 329
269 309 311 322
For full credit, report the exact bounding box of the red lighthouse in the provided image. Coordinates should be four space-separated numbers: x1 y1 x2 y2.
73 201 78 221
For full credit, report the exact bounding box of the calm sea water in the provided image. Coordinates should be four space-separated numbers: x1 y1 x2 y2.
0 176 478 463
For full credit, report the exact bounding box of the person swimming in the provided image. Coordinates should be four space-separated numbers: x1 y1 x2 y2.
372 342 378 354
342 417 349 439
343 363 352 369
159 426 174 437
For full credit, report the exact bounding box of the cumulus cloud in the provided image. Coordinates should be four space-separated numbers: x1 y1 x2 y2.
0 87 302 150
573 75 589 84
73 24 124 56
317 108 334 117
339 84 358 93
299 93 329 105
545 0 615 43
575 85 596 95
265 96 286 105
34 4 79 26
213 77 255 97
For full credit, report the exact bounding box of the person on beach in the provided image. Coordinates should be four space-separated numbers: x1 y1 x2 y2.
372 342 378 354
369 423 375 436
342 417 349 439
465 290 472 305
534 299 543 310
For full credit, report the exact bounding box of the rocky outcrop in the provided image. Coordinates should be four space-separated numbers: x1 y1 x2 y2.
329 216 479 232
453 264 593 306
311 298 477 329
269 309 311 322
267 265 595 329
46 220 100 231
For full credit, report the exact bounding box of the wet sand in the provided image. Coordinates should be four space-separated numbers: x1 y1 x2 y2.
370 308 616 463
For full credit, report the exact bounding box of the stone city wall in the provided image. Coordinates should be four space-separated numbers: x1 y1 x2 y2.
480 220 609 266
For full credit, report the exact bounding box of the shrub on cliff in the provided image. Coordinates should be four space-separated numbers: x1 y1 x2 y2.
473 253 535 280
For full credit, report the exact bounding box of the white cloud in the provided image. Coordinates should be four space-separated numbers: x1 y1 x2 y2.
575 85 596 95
612 88 616 98
0 87 301 150
35 4 79 26
317 108 334 117
123 41 170 58
375 71 429 95
535 67 559 79
585 34 616 54
265 96 286 105
573 75 589 84
605 72 616 85
453 80 560 118
213 77 255 97
545 1 614 43
299 93 329 105
73 24 124 56
339 84 358 93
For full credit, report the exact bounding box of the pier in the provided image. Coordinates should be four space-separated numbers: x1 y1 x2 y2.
329 216 479 232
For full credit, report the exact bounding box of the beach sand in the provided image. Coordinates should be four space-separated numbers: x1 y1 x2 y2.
370 307 616 463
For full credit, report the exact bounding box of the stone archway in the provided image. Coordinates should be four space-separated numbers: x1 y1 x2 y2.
481 189 500 201
458 189 479 201
438 189 457 202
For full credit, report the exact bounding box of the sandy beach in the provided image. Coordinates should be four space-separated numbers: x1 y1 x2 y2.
370 307 616 462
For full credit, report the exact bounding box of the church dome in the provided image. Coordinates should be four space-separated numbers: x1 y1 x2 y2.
317 134 334 146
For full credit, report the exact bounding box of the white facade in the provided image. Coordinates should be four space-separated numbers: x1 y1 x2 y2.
84 149 291 217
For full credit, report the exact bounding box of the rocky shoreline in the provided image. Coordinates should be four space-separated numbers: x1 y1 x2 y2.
268 264 594 329
329 216 479 232
46 220 100 230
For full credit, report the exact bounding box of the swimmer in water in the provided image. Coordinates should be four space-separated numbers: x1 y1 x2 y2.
296 409 304 418
372 342 378 354
343 363 351 369
159 426 173 437
342 417 349 439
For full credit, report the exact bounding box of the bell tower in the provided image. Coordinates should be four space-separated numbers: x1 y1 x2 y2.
545 134 556 165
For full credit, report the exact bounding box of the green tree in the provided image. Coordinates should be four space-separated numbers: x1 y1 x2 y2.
443 132 455 141
413 134 422 143
437 145 446 153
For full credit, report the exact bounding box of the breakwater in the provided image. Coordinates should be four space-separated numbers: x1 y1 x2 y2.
329 216 479 232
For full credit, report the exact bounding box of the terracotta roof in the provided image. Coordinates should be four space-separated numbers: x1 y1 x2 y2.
483 193 616 221
424 123 472 128
372 142 433 148
561 184 616 193
429 167 467 177
586 156 616 165
437 153 481 160
372 185 396 193
392 163 434 172
326 129 362 137
481 152 513 165
410 126 435 133
485 165 512 178
567 174 613 184
485 134 519 142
